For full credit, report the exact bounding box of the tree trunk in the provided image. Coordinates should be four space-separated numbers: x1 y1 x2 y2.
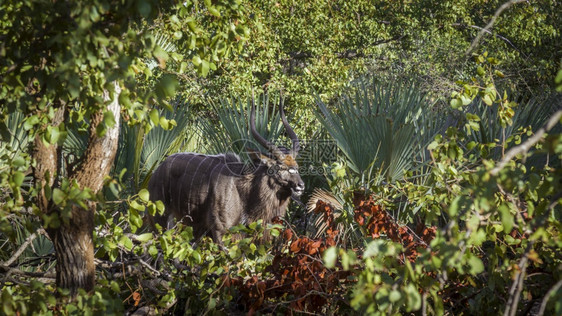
48 204 95 295
33 83 121 295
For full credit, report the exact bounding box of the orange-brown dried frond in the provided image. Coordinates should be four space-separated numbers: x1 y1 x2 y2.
307 194 344 241
353 197 437 262
307 189 343 213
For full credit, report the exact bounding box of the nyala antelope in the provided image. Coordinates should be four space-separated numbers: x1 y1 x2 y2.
148 97 304 243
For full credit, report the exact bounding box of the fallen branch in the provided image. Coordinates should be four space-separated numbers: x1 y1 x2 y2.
0 264 56 279
2 228 48 267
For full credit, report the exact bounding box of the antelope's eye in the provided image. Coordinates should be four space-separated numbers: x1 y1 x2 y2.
288 168 298 174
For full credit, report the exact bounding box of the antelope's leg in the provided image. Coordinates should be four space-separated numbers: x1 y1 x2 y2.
211 229 224 246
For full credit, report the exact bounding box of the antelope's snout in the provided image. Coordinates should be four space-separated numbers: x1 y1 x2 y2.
293 180 305 196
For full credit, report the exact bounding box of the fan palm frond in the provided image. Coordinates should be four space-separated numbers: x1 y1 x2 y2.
467 94 561 159
315 78 442 184
198 93 287 161
2 111 29 152
112 99 193 195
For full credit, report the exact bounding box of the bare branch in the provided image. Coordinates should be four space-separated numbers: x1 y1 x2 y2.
466 0 527 55
503 241 534 316
538 279 562 316
491 109 562 176
453 23 521 54
0 264 56 279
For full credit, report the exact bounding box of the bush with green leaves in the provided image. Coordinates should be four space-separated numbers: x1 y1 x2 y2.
319 57 562 315
2 0 561 313
178 0 561 139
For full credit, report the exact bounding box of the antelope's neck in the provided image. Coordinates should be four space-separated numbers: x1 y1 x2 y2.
242 172 292 222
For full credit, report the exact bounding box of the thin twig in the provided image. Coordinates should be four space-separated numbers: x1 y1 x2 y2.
137 258 161 276
95 258 162 277
503 241 534 316
491 109 562 176
538 279 562 316
422 291 428 316
466 0 528 55
453 23 522 54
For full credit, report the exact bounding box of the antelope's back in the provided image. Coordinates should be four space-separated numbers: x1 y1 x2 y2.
147 153 241 230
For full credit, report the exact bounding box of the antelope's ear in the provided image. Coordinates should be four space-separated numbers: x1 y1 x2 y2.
246 148 261 161
258 154 277 167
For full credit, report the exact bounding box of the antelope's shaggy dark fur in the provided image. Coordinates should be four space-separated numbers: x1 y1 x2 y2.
147 99 303 243
148 152 300 242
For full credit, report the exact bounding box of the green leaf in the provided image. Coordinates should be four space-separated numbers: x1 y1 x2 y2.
449 195 461 216
191 250 202 264
270 227 280 237
156 74 179 98
470 229 487 246
160 236 170 256
136 0 152 18
192 55 202 66
155 200 165 214
12 171 24 187
119 235 133 251
23 115 40 130
136 233 153 242
404 283 421 311
148 245 158 257
130 200 145 211
12 156 26 167
555 68 562 92
138 189 150 202
228 245 241 260
450 98 463 109
467 255 484 275
110 281 120 293
389 290 402 303
364 239 397 258
466 213 480 231
461 94 472 106
323 247 337 269
556 68 562 84
45 125 60 144
466 113 480 121
341 250 356 270
208 7 221 17
149 109 159 126
52 188 65 205
159 116 170 130
482 94 493 106
499 204 514 232
200 60 210 77
476 66 485 76
103 110 116 129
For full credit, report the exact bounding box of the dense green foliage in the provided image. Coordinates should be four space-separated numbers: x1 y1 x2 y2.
182 0 562 135
1 0 561 315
